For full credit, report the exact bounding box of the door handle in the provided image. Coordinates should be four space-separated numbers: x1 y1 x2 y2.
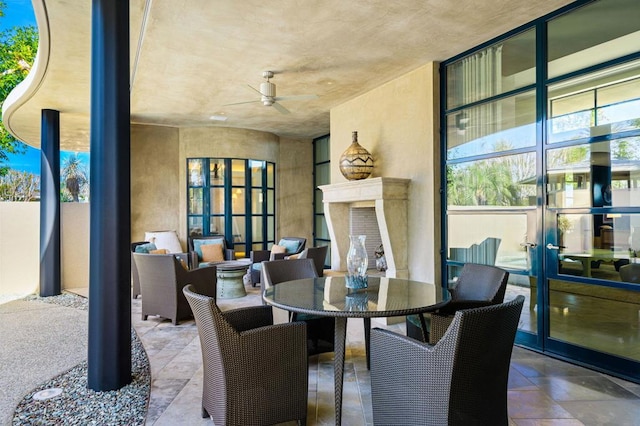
546 243 563 250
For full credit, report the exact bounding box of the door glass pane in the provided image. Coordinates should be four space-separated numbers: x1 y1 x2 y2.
231 216 245 243
232 188 245 214
448 210 538 335
447 28 535 109
251 189 263 214
548 60 640 144
549 278 640 361
209 159 225 185
447 152 537 207
252 216 264 242
210 188 225 213
267 189 275 214
209 216 224 235
547 0 640 79
250 160 264 187
233 243 247 259
315 216 329 240
316 162 330 186
188 188 203 214
267 216 275 241
231 159 245 186
447 91 536 160
188 216 203 236
315 190 325 214
546 138 640 208
505 274 538 335
447 211 534 270
188 159 205 186
315 136 330 163
267 163 275 187
557 213 640 280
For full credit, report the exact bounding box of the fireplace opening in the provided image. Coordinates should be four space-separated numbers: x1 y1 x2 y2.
350 207 382 270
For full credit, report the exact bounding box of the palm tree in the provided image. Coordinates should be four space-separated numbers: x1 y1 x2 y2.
61 153 88 202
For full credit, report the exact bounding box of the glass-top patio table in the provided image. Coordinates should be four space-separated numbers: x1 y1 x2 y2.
263 275 450 425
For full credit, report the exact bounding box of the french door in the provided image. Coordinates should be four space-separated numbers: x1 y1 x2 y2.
443 0 640 381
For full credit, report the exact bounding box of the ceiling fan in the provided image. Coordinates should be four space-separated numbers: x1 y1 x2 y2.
224 71 318 114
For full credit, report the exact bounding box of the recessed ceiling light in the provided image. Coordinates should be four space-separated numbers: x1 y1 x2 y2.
209 114 228 122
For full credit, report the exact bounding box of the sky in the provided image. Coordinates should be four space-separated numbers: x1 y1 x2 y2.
2 0 89 175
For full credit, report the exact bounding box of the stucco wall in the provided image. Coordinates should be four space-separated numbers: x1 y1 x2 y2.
0 202 90 296
131 125 313 251
61 203 90 288
0 202 39 295
131 124 182 247
277 137 313 243
330 62 440 284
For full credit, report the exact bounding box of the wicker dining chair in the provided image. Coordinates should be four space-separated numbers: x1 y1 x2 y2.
261 258 335 356
406 263 509 344
183 285 308 425
371 295 525 426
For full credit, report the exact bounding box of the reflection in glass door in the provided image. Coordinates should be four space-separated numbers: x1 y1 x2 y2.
544 58 640 375
444 27 541 344
443 0 640 380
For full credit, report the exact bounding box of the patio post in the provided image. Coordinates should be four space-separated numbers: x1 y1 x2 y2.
39 108 61 297
87 0 131 391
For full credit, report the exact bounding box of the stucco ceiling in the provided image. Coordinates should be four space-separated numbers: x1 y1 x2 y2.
4 0 576 151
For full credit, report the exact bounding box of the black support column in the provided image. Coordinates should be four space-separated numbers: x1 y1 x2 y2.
87 0 131 391
39 109 61 297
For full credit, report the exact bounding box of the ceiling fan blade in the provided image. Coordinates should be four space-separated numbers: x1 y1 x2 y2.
275 94 318 101
223 99 260 106
246 84 263 95
272 102 290 115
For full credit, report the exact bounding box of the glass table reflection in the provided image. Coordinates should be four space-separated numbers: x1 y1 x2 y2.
263 276 450 425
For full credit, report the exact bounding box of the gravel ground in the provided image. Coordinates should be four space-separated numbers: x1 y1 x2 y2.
10 293 150 425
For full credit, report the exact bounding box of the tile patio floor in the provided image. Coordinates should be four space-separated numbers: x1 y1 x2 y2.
132 282 640 426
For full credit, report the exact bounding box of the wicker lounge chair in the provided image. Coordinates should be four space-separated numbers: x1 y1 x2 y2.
250 237 306 286
371 295 525 426
133 253 216 324
183 284 308 425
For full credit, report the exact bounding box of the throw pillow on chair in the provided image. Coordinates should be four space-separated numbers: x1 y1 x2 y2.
269 244 287 260
201 244 224 262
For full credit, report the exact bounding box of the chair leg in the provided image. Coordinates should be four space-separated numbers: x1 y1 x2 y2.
201 406 209 419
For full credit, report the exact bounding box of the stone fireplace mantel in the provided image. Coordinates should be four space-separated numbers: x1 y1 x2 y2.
319 177 410 278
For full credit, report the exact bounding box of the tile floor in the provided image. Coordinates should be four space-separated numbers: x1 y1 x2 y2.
132 282 640 426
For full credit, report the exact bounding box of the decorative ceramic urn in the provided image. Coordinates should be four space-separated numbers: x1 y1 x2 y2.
339 131 373 180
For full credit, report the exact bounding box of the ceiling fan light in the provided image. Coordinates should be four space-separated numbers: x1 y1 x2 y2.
260 81 276 97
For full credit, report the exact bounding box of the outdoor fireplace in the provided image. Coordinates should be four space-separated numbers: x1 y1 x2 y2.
319 177 410 278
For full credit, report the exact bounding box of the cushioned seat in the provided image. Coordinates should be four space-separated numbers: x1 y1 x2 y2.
250 237 306 286
188 235 236 268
